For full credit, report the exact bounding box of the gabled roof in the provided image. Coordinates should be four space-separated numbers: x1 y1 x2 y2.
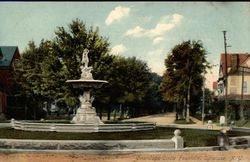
219 53 250 76
0 46 19 69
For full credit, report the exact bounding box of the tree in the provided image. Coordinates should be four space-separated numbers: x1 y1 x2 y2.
94 56 152 119
15 19 111 119
14 40 58 119
143 73 168 115
160 40 209 122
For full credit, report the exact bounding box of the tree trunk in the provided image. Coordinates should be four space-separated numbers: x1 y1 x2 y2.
176 102 181 120
120 104 124 119
186 79 191 123
25 98 28 120
107 105 111 120
99 106 103 120
33 106 37 120
113 109 117 120
183 98 186 119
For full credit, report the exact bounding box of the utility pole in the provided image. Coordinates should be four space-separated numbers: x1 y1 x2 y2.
223 30 229 125
202 72 205 125
240 67 245 121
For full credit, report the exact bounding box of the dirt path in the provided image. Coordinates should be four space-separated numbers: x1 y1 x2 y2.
0 149 249 162
123 112 176 125
123 113 229 130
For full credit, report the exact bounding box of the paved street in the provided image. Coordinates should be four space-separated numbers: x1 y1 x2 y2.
0 149 249 162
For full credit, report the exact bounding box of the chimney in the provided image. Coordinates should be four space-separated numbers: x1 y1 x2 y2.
231 54 239 72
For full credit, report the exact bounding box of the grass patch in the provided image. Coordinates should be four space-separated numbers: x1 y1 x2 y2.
181 129 218 147
174 119 195 124
0 127 249 147
0 121 10 123
0 127 174 141
235 120 250 127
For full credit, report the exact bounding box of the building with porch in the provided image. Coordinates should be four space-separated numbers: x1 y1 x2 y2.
218 53 250 120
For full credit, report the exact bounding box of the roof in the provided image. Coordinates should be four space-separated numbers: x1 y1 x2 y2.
0 46 18 68
219 53 250 76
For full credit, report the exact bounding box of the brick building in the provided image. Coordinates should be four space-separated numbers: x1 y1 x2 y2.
0 46 20 115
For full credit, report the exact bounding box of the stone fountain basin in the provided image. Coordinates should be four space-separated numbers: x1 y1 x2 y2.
66 79 108 88
11 120 156 133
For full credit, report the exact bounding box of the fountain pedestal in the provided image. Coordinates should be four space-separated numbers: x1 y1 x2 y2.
72 104 103 124
71 89 103 124
66 80 108 124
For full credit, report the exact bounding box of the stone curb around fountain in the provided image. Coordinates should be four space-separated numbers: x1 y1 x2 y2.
231 127 250 133
11 120 156 133
4 145 250 154
0 139 176 151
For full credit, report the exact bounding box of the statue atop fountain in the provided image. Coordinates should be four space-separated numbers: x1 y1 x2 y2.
66 48 107 124
80 49 93 80
82 48 89 68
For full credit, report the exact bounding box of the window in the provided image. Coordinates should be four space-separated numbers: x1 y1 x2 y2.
243 81 247 94
15 58 19 64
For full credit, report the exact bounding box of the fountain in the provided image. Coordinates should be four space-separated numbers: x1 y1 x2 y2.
66 49 107 124
11 49 155 132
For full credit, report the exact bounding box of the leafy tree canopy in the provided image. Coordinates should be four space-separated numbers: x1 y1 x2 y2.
160 40 209 102
160 40 210 121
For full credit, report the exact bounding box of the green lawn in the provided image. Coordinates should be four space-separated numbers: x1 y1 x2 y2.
0 127 249 147
0 127 216 147
235 120 250 127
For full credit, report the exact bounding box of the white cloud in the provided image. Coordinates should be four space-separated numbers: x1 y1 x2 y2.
105 6 130 25
153 37 164 45
148 61 165 75
171 14 183 24
124 26 146 37
205 66 219 90
111 44 127 55
124 13 184 44
146 48 165 75
148 23 175 37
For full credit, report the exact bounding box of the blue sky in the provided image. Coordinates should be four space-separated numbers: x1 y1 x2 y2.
0 2 250 89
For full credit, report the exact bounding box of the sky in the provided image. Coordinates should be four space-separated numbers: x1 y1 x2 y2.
0 2 250 90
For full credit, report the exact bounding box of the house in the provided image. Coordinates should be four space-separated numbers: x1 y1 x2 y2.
218 53 250 101
0 46 20 116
